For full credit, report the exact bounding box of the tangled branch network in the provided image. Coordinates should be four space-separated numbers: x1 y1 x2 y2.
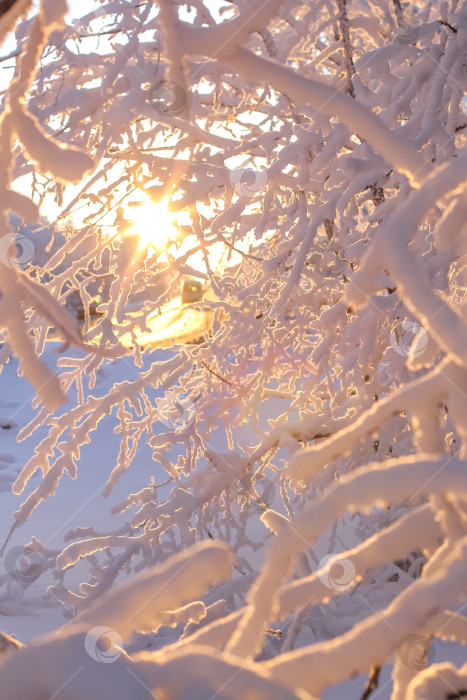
0 0 467 698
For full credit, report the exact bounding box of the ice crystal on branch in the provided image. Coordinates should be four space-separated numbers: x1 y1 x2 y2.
0 0 467 698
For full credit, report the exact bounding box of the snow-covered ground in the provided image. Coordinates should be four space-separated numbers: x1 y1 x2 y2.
0 343 169 639
1 346 465 700
0 341 285 636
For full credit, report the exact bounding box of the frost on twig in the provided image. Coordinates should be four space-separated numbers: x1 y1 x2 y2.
0 0 95 408
1 1 467 698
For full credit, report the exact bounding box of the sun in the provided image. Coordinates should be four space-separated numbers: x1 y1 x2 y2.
126 197 178 250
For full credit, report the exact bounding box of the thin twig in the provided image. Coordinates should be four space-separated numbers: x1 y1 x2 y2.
202 360 240 388
439 20 457 33
360 665 381 700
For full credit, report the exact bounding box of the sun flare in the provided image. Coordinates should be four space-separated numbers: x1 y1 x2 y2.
127 198 178 250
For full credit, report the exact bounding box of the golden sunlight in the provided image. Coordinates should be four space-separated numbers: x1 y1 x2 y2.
127 197 178 250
